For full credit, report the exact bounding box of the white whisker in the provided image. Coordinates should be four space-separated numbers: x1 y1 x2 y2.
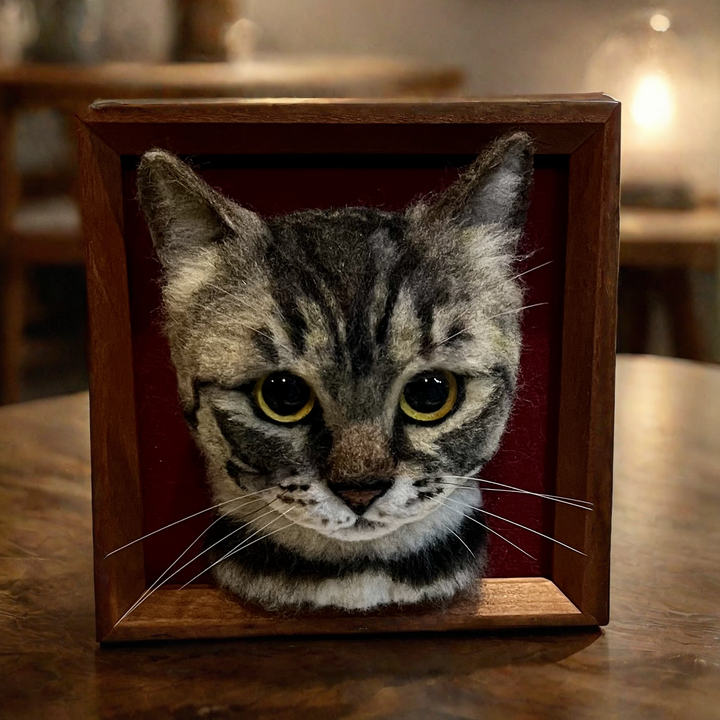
442 475 592 507
437 327 469 347
437 477 592 511
443 495 586 556
180 509 295 589
455 486 591 510
428 496 536 560
114 501 280 625
118 513 226 625
105 486 277 558
437 300 550 348
244 324 284 345
486 302 549 321
510 259 553 281
445 525 475 559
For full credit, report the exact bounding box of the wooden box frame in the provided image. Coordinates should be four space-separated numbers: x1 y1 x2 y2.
77 97 619 643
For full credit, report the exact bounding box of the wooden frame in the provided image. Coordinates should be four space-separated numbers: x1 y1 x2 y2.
76 97 620 643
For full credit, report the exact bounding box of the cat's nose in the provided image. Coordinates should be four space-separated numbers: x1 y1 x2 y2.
329 479 392 515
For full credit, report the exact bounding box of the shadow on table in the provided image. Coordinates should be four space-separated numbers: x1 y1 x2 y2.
90 628 602 719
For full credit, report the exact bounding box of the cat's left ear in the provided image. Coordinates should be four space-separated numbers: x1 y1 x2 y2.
137 149 265 272
415 132 534 235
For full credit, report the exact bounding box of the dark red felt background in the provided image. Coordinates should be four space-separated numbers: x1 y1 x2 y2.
122 155 568 585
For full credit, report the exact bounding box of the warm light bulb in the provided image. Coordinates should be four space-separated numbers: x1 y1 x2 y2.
630 74 675 130
650 13 671 32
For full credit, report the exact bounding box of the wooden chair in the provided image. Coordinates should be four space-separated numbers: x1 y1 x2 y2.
0 59 463 404
619 206 720 362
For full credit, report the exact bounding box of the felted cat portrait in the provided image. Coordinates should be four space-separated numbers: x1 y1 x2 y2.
136 132 534 612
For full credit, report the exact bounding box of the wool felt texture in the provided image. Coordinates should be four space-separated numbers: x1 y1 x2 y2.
136 133 534 611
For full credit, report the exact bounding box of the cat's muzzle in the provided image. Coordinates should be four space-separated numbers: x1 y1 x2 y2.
328 478 392 515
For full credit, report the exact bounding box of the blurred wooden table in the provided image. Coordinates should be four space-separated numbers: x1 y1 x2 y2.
619 206 720 361
0 58 463 107
0 58 463 406
621 206 720 271
1 355 718 720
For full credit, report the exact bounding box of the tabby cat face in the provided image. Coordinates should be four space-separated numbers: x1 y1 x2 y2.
138 135 532 547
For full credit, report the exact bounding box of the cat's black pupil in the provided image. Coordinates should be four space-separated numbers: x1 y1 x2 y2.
262 372 310 416
403 372 450 413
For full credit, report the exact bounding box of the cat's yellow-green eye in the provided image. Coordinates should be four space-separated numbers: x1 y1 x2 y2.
400 370 458 422
254 372 316 423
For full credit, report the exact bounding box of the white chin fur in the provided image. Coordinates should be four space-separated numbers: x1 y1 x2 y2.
211 486 484 611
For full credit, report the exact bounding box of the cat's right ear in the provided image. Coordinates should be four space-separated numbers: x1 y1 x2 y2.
410 132 534 240
137 150 264 272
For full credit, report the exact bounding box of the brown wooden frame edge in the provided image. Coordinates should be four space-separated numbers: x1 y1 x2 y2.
103 578 596 643
77 122 146 642
76 97 619 643
552 106 620 626
78 97 616 156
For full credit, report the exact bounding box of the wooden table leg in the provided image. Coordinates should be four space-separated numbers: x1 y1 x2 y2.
617 268 652 355
0 99 22 404
0 257 24 404
658 268 709 362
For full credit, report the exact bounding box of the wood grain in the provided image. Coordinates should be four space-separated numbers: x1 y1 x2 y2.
0 59 464 111
82 95 618 123
76 122 146 640
1 356 718 719
553 104 620 623
79 96 616 156
107 579 588 643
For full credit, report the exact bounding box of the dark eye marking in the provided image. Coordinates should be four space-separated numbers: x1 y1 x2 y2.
418 489 443 500
184 378 214 429
442 323 473 347
252 329 281 365
226 458 259 479
212 408 296 473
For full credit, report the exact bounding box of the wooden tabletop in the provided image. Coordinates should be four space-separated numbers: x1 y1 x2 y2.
0 58 463 109
620 206 720 271
0 355 718 719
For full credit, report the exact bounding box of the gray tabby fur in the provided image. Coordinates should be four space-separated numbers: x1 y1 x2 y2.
137 133 534 611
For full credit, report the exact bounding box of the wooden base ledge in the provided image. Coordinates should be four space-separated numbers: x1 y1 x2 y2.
103 577 595 643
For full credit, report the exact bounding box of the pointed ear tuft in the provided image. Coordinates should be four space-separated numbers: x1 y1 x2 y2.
137 150 265 275
422 132 534 232
137 150 229 266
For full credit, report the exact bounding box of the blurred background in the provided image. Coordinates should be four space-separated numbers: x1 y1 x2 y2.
0 0 719 404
